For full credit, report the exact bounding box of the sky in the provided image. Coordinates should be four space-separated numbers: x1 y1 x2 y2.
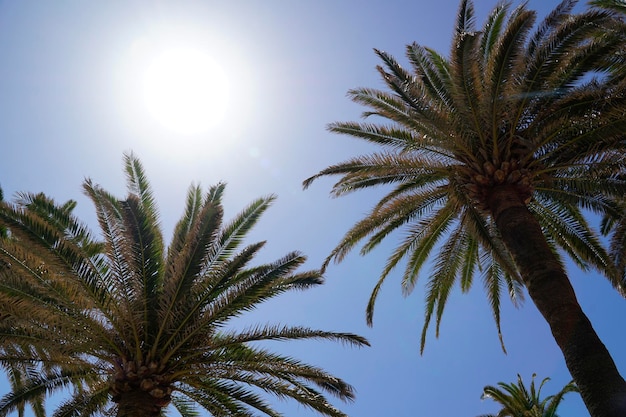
0 1 624 416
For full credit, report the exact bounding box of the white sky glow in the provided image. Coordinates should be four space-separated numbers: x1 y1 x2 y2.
141 46 229 135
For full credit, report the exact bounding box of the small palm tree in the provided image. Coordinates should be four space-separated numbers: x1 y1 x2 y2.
304 1 626 416
479 374 579 417
0 153 368 417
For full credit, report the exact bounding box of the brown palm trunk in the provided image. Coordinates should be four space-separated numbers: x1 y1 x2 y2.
115 390 162 417
488 185 626 417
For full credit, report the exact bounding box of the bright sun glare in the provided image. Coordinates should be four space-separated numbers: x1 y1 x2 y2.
141 47 230 135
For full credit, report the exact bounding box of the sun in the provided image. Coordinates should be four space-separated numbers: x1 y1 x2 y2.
141 47 230 135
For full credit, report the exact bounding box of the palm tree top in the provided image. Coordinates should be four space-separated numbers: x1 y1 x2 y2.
304 0 626 353
479 373 579 417
0 152 369 417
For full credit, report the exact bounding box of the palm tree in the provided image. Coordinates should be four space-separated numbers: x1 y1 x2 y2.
304 1 626 416
479 374 579 417
0 153 368 417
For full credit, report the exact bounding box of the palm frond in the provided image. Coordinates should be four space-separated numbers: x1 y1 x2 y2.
53 384 110 417
589 0 626 14
209 325 369 349
0 367 97 417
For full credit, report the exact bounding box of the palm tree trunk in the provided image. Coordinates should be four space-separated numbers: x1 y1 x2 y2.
488 185 626 417
115 390 162 417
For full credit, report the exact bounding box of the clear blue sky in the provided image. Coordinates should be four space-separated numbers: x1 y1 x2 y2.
0 1 623 416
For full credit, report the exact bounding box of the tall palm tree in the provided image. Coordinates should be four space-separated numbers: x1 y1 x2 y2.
304 1 626 416
0 153 368 417
479 374 578 417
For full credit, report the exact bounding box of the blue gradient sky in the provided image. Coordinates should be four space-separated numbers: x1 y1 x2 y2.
0 1 622 416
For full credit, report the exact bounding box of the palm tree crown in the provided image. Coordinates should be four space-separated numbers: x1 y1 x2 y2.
479 374 578 417
304 1 626 416
305 0 626 343
0 153 368 417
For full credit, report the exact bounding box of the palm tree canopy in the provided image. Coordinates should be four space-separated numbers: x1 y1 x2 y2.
0 153 369 417
304 0 626 352
479 374 579 417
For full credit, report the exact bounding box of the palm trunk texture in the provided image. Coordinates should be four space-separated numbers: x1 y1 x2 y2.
488 185 626 417
115 390 162 417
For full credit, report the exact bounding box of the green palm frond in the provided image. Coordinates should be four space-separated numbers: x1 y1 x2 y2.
53 383 111 417
3 362 46 417
177 382 277 417
589 0 626 15
209 325 369 349
0 366 99 417
169 395 202 417
600 183 626 294
531 197 613 274
405 44 454 114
